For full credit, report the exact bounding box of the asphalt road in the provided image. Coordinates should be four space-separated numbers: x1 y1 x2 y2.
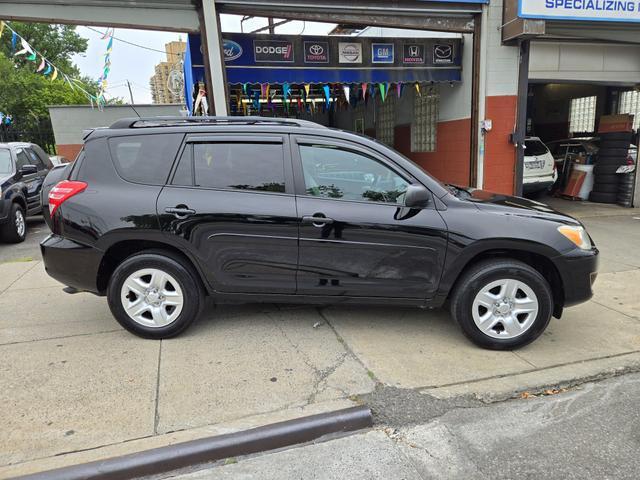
0 217 49 263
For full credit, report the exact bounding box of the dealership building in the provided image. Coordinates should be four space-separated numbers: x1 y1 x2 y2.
5 0 640 202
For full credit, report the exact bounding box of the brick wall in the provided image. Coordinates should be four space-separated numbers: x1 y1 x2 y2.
394 118 471 187
56 144 82 161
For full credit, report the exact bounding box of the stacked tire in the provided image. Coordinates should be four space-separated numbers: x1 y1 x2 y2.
590 132 633 204
618 171 635 207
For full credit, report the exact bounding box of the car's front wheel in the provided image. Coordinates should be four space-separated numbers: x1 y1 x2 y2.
107 251 204 339
450 259 553 350
0 203 27 243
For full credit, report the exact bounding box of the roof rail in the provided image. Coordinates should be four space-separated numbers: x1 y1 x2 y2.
109 116 325 129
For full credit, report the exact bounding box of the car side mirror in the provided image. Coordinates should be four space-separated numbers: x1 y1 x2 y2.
19 164 38 176
404 184 430 208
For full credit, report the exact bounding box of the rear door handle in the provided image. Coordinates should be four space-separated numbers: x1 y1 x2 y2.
301 215 334 226
165 206 196 218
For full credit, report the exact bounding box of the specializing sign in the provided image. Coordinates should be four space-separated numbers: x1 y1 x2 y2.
254 39 294 63
518 0 640 23
403 43 425 64
338 42 363 64
433 44 454 64
372 43 394 63
304 41 329 63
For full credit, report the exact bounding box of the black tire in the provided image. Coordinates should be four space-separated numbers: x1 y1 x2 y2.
599 140 631 150
107 250 204 339
594 164 622 175
599 132 632 141
449 259 553 350
591 183 619 193
589 191 618 203
592 174 619 184
597 148 629 157
0 203 27 243
618 184 634 194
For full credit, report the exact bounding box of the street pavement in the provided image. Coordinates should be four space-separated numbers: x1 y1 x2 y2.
1 200 639 478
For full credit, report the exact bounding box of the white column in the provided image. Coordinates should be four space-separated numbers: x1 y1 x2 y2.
476 4 489 189
201 0 228 115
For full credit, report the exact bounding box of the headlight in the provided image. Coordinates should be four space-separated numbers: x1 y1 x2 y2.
557 225 592 250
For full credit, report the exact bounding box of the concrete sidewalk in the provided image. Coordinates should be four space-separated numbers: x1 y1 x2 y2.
1 213 640 478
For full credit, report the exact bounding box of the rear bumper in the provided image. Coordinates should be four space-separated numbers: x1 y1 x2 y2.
554 247 599 307
523 179 554 193
40 234 103 294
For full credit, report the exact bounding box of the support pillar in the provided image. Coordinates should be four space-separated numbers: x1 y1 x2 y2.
199 0 228 115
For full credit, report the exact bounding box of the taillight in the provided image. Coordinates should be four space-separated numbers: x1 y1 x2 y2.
49 180 87 217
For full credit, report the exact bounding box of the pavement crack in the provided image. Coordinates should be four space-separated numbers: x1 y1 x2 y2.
0 260 40 296
153 340 163 435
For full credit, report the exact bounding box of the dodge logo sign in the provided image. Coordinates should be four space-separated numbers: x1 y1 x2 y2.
338 42 362 64
304 41 329 63
433 44 453 64
222 39 243 62
403 44 424 64
254 40 294 63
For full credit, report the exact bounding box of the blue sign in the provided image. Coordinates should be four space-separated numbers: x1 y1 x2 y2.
372 43 394 64
223 40 243 62
519 0 640 23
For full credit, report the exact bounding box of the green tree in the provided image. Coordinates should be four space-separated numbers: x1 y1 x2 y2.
0 22 97 138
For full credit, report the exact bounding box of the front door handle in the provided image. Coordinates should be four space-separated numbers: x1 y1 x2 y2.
165 206 196 218
301 215 334 227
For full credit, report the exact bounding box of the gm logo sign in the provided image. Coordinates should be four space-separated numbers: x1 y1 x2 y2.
372 43 394 64
222 39 242 62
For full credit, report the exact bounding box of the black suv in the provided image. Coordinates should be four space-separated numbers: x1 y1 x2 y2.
1 142 52 242
40 117 598 349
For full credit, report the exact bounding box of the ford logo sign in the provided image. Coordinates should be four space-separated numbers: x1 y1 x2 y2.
223 40 243 62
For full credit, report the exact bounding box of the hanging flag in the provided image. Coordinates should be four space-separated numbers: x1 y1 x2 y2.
322 84 331 106
304 84 311 98
0 21 5 40
51 67 58 81
343 85 350 105
378 83 386 102
14 38 32 56
361 83 368 101
242 83 248 96
415 82 421 97
36 57 46 72
101 27 113 40
396 82 403 98
43 62 52 75
260 83 268 99
282 82 291 99
252 91 260 110
11 31 17 52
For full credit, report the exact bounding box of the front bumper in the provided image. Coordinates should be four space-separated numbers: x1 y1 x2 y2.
554 247 599 307
40 234 104 294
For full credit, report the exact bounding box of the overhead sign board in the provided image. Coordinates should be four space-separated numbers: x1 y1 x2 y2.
518 0 640 23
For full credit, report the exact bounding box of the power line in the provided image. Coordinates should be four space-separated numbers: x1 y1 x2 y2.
84 26 183 57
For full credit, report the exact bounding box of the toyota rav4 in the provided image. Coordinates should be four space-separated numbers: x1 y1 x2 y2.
40 117 598 349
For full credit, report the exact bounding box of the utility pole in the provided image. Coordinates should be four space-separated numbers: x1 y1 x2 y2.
126 79 135 104
268 17 275 34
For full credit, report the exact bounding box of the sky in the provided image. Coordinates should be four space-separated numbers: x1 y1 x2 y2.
72 15 335 104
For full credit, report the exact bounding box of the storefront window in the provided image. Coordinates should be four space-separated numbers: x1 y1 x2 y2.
618 90 640 130
411 91 438 152
569 96 596 134
376 95 396 147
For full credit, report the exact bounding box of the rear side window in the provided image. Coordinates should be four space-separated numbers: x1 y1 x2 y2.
15 149 31 170
524 140 549 156
26 148 46 169
108 134 183 185
0 149 12 174
173 142 286 193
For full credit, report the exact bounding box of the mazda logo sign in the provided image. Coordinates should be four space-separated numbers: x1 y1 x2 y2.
434 45 452 59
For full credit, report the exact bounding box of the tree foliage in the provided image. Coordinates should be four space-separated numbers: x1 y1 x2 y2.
0 22 96 129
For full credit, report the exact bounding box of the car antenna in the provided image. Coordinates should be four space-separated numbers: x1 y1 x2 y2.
128 103 142 118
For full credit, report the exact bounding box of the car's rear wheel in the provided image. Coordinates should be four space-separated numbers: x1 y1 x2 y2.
450 259 553 350
107 251 203 339
0 203 26 243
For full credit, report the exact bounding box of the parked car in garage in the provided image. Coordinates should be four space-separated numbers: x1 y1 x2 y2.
40 117 598 350
523 137 557 196
0 142 52 243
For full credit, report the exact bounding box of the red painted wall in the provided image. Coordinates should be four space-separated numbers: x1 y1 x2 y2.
56 144 83 160
483 95 517 195
394 118 471 186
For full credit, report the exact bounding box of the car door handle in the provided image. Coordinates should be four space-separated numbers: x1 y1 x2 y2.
302 215 334 226
165 206 196 217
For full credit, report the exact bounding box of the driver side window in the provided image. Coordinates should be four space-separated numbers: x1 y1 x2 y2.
298 144 408 204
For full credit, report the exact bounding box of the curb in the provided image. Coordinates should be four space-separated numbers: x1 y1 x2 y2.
14 406 372 480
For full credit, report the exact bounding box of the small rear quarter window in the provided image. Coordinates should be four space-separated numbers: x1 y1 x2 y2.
108 133 183 185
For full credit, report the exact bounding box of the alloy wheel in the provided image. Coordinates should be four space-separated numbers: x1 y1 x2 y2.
15 209 25 238
120 268 184 328
471 278 539 339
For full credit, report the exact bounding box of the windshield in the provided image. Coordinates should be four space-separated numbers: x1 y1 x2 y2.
525 140 549 156
0 149 12 175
